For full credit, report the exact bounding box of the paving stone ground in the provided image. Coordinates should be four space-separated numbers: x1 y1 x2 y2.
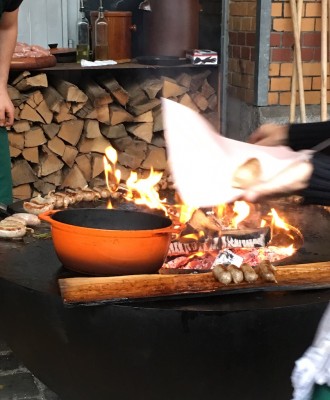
0 338 60 400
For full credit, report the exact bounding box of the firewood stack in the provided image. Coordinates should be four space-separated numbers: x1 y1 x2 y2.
7 69 218 200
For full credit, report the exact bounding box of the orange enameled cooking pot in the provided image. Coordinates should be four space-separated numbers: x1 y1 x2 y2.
39 208 179 276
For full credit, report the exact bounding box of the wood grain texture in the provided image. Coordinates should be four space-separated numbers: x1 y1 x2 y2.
59 261 330 305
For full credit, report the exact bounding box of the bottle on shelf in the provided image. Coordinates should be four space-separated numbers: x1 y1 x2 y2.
76 0 90 62
94 0 109 60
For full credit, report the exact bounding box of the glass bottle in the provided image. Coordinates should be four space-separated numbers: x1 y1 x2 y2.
76 0 90 62
94 0 109 60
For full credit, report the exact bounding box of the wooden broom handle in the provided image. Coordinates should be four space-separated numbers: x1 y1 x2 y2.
290 0 306 122
321 0 328 121
290 0 304 123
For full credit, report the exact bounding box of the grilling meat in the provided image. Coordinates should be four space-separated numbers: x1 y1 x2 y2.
241 263 259 283
212 264 232 285
256 260 277 282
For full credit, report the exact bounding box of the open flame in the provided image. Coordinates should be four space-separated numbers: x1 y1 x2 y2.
103 145 167 213
103 145 302 265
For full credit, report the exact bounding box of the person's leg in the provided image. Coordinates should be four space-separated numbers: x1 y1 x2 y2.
311 384 330 400
0 127 13 205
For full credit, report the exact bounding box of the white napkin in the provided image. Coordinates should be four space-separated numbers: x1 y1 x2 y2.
291 304 330 400
81 59 117 67
162 98 311 207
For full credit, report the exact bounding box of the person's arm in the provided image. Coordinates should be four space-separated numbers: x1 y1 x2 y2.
288 121 330 152
0 8 19 127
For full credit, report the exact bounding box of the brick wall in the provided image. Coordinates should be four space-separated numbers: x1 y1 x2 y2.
269 0 326 106
227 0 257 104
228 0 327 107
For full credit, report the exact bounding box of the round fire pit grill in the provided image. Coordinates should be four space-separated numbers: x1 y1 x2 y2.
0 202 329 400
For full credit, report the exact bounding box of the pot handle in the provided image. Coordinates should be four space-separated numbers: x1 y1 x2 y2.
38 209 59 224
159 222 185 240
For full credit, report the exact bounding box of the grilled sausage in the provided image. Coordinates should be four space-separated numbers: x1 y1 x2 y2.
241 263 259 283
212 264 232 285
257 260 277 282
227 264 244 284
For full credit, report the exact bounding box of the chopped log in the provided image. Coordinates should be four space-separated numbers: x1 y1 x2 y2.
116 163 130 181
62 145 79 168
190 70 212 92
179 93 200 113
126 122 153 143
142 78 163 99
117 151 142 170
127 97 160 117
47 136 66 156
26 90 43 109
12 120 30 133
112 136 134 152
109 104 134 125
208 93 218 111
14 73 48 91
12 183 32 200
42 86 64 113
152 105 163 132
71 102 86 114
162 77 188 98
151 133 166 148
75 154 92 181
8 132 24 149
201 78 216 99
124 139 148 159
84 119 102 138
11 71 30 86
176 72 192 89
11 159 37 185
36 100 53 124
43 123 60 139
191 92 209 111
75 100 98 119
61 165 88 189
53 102 77 123
96 75 129 106
141 145 167 170
24 126 47 148
50 77 88 103
40 153 64 177
22 147 39 164
20 103 45 123
43 170 63 186
33 180 56 195
9 146 22 158
92 153 105 178
95 105 110 124
78 136 110 154
57 120 84 146
134 110 153 123
80 77 113 107
7 85 21 102
100 123 128 139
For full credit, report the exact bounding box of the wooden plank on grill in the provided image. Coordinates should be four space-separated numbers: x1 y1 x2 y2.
59 261 330 305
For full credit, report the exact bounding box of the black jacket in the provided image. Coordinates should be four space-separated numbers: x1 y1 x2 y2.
289 121 330 205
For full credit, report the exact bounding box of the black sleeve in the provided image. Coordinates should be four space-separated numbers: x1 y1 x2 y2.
4 0 23 12
288 121 330 154
300 153 330 206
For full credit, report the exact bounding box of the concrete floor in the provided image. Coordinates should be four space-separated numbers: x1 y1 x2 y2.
0 338 60 400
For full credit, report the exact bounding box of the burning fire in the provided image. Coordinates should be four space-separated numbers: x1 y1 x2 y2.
103 145 302 267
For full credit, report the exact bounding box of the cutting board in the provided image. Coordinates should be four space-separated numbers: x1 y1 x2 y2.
10 55 57 70
59 261 330 305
